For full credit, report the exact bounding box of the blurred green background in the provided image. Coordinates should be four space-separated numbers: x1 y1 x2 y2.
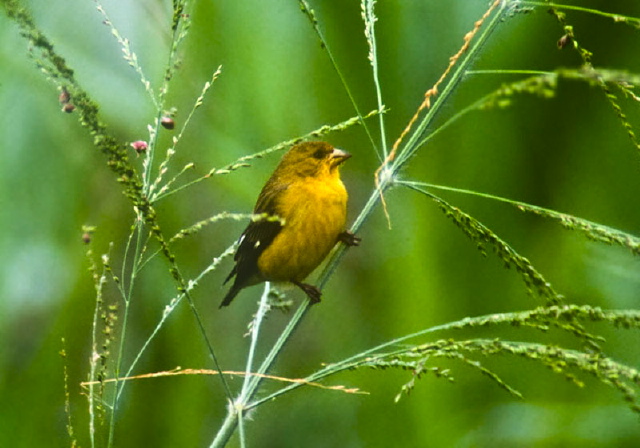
1 1 640 446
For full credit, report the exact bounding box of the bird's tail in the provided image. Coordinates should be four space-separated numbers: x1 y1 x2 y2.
219 284 241 308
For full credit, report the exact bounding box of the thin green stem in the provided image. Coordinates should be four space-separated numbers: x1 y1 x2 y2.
522 1 640 27
120 244 237 397
87 248 110 448
120 218 137 301
412 92 491 153
128 217 146 299
298 0 381 158
398 180 640 255
107 289 131 448
248 304 640 408
397 180 540 208
362 0 388 158
94 0 159 109
239 283 272 400
107 219 145 448
392 0 509 171
142 2 189 197
181 269 233 399
210 406 240 448
238 410 246 448
467 69 554 76
143 114 162 197
152 111 379 203
246 309 537 409
141 1 234 402
410 70 559 153
246 301 312 393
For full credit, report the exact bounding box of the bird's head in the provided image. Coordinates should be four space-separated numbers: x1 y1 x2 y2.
276 141 351 179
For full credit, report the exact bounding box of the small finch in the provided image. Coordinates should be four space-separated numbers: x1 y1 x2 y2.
220 141 360 308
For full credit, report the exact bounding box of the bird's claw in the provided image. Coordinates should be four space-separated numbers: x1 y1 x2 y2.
293 281 322 305
338 231 361 247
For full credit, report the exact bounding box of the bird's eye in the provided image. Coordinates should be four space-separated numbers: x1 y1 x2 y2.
312 148 327 159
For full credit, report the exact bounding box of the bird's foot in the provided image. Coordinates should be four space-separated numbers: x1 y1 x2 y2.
293 281 322 305
338 231 361 247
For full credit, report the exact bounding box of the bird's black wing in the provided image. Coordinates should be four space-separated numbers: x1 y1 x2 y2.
220 182 288 307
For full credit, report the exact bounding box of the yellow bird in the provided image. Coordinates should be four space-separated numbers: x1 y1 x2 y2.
220 141 360 307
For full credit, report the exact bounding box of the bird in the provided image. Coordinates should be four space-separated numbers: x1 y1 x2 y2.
220 141 360 308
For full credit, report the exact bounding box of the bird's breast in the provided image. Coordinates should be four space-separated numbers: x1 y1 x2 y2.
256 177 348 282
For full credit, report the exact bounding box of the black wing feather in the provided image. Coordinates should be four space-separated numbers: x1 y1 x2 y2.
219 182 288 307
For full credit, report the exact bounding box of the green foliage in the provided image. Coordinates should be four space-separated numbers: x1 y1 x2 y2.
401 183 565 305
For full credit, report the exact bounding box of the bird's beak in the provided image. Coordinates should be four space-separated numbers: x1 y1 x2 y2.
330 148 351 166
